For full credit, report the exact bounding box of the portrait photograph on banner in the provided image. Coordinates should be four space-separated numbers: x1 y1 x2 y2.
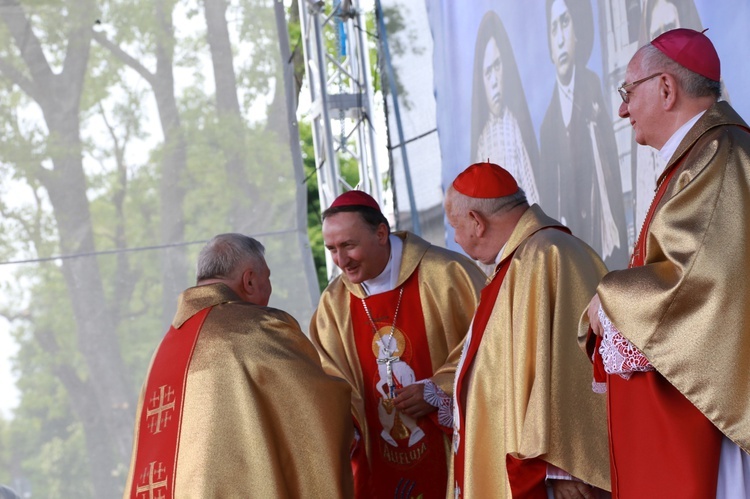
426 0 750 269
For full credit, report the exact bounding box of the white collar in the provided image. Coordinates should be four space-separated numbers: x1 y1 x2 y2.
493 242 509 266
659 110 706 163
361 234 403 296
556 67 576 128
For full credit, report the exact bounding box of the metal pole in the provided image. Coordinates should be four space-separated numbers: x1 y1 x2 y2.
375 0 421 235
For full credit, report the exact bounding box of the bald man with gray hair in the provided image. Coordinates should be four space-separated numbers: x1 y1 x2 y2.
124 233 353 498
445 162 609 499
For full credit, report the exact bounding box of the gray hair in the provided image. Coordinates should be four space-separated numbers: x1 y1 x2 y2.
447 185 528 219
196 233 266 282
639 43 721 99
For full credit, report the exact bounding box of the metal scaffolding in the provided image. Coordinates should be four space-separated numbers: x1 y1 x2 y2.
298 0 384 280
298 0 382 210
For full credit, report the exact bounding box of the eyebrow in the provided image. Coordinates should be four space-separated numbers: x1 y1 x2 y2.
326 239 356 248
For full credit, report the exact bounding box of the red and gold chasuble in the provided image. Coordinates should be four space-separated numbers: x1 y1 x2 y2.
593 159 722 498
128 307 211 499
453 251 527 498
454 226 570 499
350 269 448 499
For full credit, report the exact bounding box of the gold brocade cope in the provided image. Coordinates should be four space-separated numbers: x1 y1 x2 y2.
310 231 486 474
454 205 610 498
596 101 750 453
124 283 353 498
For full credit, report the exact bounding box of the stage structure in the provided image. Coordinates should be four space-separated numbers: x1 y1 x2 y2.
297 0 421 278
298 1 381 203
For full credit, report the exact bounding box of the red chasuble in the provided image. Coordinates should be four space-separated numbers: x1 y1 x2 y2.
453 249 549 498
350 269 448 499
128 307 211 499
592 160 722 498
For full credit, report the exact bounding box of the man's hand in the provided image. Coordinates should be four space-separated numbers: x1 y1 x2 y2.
587 293 603 337
393 384 436 419
550 479 597 499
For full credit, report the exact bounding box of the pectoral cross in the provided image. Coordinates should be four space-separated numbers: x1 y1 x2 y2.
377 355 400 398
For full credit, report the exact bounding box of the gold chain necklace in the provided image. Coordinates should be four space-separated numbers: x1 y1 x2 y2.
361 286 404 357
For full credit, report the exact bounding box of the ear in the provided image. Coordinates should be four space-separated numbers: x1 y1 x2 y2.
239 268 257 300
660 73 678 111
376 222 389 244
468 210 487 237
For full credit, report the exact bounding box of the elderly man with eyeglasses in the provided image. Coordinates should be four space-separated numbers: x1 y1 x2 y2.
582 28 750 498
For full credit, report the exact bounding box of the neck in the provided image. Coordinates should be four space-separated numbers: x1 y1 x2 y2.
482 204 528 264
655 98 715 149
557 66 575 87
369 238 393 281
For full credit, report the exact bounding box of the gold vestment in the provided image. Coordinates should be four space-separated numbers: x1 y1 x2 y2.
596 101 750 453
456 205 610 497
310 231 486 466
124 283 353 498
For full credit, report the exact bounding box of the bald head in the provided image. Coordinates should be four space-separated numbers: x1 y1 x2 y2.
196 233 272 306
619 43 720 149
638 43 721 100
445 186 528 265
446 185 527 220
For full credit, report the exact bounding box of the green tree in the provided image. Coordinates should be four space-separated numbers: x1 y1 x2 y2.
0 0 310 496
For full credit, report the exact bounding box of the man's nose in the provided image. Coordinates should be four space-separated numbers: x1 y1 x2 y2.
336 251 349 268
618 100 629 119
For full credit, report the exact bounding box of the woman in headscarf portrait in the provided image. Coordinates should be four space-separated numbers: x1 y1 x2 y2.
470 10 540 204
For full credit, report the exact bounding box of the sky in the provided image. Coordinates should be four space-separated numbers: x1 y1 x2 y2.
0 315 19 419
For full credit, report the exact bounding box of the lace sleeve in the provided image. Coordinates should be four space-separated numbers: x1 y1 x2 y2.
598 305 654 380
419 379 453 428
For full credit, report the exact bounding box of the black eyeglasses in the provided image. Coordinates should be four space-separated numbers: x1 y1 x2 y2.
617 73 661 103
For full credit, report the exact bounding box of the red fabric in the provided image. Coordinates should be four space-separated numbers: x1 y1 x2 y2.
593 157 723 497
652 28 720 82
452 162 519 198
591 160 680 386
350 270 447 499
350 420 371 499
452 251 515 496
506 456 548 499
129 307 211 499
330 190 381 211
608 373 722 498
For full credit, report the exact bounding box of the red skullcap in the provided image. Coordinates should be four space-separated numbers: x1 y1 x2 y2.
652 28 720 82
329 190 381 211
452 162 519 198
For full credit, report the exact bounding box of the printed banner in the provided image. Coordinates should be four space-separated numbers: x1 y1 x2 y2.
426 0 750 269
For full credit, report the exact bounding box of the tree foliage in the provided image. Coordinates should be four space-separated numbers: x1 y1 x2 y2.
0 0 309 496
0 0 418 495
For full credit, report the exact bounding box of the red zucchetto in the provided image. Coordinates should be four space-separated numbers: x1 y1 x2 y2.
652 28 720 82
452 162 519 199
329 190 381 211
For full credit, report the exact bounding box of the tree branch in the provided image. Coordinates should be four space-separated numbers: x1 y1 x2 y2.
92 31 156 86
35 327 92 410
59 0 98 102
0 56 37 99
0 0 54 88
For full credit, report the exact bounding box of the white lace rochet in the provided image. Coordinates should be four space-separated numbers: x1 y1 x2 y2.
598 305 654 381
420 379 453 428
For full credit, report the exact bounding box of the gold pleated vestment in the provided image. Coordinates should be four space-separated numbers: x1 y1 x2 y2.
310 232 486 471
595 101 750 454
124 283 354 498
454 205 610 498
